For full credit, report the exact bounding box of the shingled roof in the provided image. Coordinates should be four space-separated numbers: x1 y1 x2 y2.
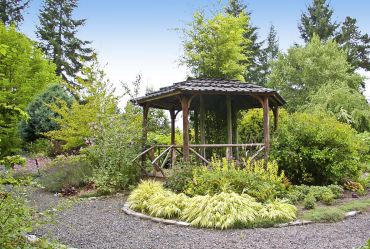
133 78 285 110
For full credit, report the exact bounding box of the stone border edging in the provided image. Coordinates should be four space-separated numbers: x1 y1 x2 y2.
122 202 362 229
122 202 190 226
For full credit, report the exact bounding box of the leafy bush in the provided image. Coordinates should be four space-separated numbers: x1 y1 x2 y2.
185 158 286 202
165 163 198 193
271 112 363 185
303 194 316 209
258 199 297 225
344 181 365 195
39 155 93 193
0 155 26 169
25 138 53 157
0 188 33 248
286 185 342 206
238 109 288 143
86 104 141 194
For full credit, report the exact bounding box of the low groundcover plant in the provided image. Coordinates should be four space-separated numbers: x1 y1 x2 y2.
128 180 297 229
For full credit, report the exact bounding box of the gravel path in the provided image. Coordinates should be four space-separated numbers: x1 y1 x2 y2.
30 189 370 249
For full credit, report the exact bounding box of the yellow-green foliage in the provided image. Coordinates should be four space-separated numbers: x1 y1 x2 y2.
258 199 297 225
128 180 297 229
147 191 189 219
127 180 164 213
186 158 286 201
181 192 261 229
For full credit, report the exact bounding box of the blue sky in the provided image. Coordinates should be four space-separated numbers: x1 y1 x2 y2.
20 0 370 100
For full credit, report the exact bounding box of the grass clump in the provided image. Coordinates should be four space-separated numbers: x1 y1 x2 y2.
181 192 261 229
128 180 297 229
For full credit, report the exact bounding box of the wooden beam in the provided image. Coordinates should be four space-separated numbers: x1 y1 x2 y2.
181 95 190 162
262 96 270 164
194 110 199 144
226 95 233 159
199 95 206 157
189 148 209 165
232 108 239 160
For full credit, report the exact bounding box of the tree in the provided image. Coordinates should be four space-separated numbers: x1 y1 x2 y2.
298 0 339 43
36 0 93 87
20 84 73 142
258 24 280 86
0 24 58 157
336 16 370 72
304 82 370 132
225 0 263 84
44 59 118 150
0 0 29 26
268 35 363 111
181 11 250 81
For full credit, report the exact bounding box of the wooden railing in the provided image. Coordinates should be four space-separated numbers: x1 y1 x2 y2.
132 143 265 178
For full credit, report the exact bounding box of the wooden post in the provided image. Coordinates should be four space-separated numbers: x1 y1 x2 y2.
141 105 149 168
226 95 233 159
194 110 199 144
232 108 239 160
170 109 176 167
272 106 279 130
199 95 206 157
262 96 270 164
181 95 190 162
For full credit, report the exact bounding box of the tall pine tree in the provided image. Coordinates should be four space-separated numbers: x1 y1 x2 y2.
0 0 29 26
298 0 339 42
336 16 370 72
36 0 93 87
225 0 263 84
259 24 280 86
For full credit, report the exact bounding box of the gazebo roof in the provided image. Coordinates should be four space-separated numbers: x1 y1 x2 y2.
133 78 285 110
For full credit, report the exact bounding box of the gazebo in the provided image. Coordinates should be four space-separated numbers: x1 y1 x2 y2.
132 78 285 176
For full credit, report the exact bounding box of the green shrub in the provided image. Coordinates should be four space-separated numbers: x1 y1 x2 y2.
165 163 197 193
238 108 288 143
0 155 26 170
0 188 33 248
258 199 297 225
304 194 316 209
185 158 286 202
321 191 335 205
25 139 53 157
327 184 344 198
39 155 93 193
271 112 363 185
86 111 141 194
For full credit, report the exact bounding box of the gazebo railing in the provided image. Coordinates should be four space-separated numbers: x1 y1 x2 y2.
132 143 265 178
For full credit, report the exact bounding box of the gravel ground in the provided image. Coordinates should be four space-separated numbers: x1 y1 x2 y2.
29 189 370 249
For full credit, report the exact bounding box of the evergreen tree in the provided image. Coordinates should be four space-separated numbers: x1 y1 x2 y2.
225 0 263 84
336 16 370 72
36 0 93 88
298 0 339 42
259 24 280 86
0 0 29 26
264 25 279 63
